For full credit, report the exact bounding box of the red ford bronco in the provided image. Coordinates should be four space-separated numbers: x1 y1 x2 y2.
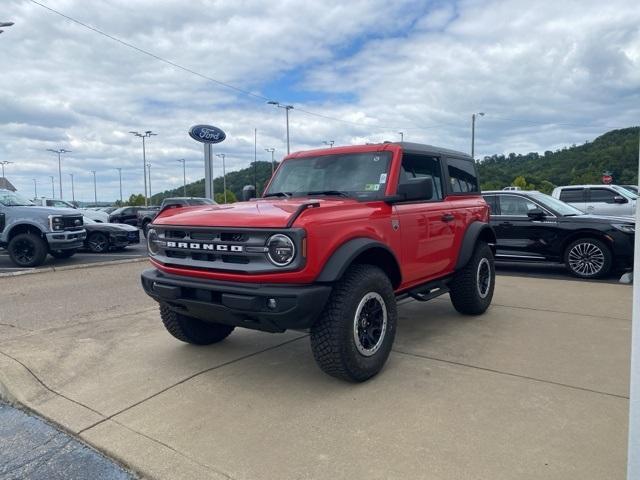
142 142 496 381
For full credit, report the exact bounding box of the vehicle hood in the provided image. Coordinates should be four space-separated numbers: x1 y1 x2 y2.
560 214 635 225
10 206 83 217
153 198 361 228
86 222 138 232
81 209 109 221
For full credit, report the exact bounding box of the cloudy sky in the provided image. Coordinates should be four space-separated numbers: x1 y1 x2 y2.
1 0 639 202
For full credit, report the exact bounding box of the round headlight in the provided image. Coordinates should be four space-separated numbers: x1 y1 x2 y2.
147 228 160 256
266 234 295 266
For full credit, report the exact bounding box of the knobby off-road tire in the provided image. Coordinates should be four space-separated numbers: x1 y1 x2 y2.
49 249 76 259
310 264 397 382
564 237 612 279
159 304 235 345
7 233 48 268
449 241 495 315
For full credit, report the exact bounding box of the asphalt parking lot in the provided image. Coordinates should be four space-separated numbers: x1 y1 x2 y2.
0 261 631 480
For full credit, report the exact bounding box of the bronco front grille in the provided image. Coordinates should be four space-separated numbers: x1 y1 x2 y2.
152 226 305 274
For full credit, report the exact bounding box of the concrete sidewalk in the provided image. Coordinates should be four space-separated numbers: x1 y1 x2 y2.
0 263 631 479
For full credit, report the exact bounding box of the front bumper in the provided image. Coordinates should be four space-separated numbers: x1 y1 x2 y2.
141 268 332 333
46 229 87 250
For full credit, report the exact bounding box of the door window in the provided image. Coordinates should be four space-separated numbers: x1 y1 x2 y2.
399 154 444 201
559 189 585 203
498 195 539 216
447 158 479 193
483 195 499 215
589 188 618 203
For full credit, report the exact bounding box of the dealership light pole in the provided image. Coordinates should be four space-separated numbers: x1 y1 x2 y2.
215 154 227 203
176 159 186 196
398 132 404 142
47 148 71 199
49 176 54 198
116 167 123 203
129 130 157 206
32 179 37 198
91 170 97 204
322 140 334 148
68 173 75 203
471 112 484 160
0 160 12 178
265 148 276 175
146 163 153 203
267 101 294 154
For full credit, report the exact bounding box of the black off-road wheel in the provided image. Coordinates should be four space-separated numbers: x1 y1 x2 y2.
87 232 109 253
310 264 397 382
142 221 151 238
159 304 235 345
449 241 495 315
564 238 612 279
7 233 48 268
50 249 76 259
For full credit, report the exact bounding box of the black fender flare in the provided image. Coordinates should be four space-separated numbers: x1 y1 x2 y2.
455 222 496 270
316 237 402 287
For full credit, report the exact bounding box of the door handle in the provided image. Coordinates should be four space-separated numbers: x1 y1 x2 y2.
441 213 455 222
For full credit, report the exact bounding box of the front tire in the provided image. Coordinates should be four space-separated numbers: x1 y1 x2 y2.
449 241 495 315
310 264 397 382
7 233 48 267
160 304 235 345
87 232 109 253
564 238 612 279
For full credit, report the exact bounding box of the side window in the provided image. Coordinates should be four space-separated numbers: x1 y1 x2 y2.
589 188 617 203
447 158 479 193
399 153 443 201
122 208 132 215
498 195 538 216
559 188 584 202
483 195 499 215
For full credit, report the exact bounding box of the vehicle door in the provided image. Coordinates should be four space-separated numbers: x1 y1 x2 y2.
558 187 587 212
123 208 139 225
587 187 631 216
0 204 6 238
394 152 453 283
492 194 558 260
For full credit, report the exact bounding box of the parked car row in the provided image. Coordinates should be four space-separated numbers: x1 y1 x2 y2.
136 197 215 235
483 189 634 278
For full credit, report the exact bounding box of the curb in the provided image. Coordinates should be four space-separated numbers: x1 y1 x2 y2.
0 257 149 278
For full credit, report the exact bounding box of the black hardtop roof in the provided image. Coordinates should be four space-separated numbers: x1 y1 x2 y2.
389 142 472 160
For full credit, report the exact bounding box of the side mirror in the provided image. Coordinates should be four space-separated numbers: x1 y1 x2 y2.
396 177 434 202
527 208 545 219
242 185 257 201
613 195 628 204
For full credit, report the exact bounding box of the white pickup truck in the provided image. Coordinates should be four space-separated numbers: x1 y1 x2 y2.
31 198 109 223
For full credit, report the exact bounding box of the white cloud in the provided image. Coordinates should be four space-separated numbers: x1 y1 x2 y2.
0 0 638 201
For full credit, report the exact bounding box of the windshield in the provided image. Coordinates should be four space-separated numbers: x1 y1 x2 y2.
264 152 392 200
529 192 584 216
610 184 638 199
0 191 35 206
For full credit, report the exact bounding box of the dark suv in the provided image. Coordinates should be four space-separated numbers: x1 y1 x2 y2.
482 190 634 278
108 206 144 226
142 143 496 381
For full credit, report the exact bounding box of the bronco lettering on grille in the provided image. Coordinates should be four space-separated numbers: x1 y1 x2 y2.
166 241 243 252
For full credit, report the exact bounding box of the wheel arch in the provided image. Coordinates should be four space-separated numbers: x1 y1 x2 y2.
560 230 613 255
7 222 46 242
315 238 402 289
455 222 496 270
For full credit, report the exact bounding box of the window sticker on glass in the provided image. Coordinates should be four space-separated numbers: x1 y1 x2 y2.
365 184 380 191
379 173 387 184
373 155 381 162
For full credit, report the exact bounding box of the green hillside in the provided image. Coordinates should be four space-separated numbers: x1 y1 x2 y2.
149 127 639 203
478 127 640 193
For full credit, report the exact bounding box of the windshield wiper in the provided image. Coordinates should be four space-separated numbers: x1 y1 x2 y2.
305 190 350 198
263 191 292 198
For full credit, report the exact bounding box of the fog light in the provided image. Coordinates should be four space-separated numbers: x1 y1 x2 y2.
267 298 277 310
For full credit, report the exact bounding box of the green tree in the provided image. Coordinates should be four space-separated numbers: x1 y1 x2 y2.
214 190 237 204
127 193 146 206
538 180 555 194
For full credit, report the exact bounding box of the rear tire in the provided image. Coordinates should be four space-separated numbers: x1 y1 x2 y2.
7 233 48 267
564 238 612 279
449 241 495 315
87 232 109 253
160 304 235 345
50 249 76 259
310 264 397 382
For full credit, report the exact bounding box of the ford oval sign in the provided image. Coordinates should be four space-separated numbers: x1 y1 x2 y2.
188 125 226 144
